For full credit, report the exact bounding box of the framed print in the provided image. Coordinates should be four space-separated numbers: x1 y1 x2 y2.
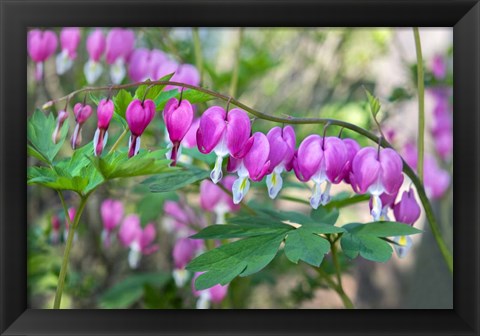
1 0 479 335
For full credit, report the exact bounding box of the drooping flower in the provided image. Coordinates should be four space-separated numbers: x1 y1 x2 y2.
56 27 81 75
52 109 69 144
70 103 93 149
431 54 447 80
227 132 270 204
100 199 124 248
163 98 194 165
93 98 114 156
402 142 450 199
197 107 252 184
27 29 58 81
368 191 398 221
349 146 404 221
50 214 61 245
128 48 167 82
168 64 200 89
391 188 421 258
431 94 453 161
125 99 156 157
192 273 229 309
84 29 106 84
162 201 201 238
118 215 158 269
172 238 204 287
264 126 296 199
293 136 348 209
339 138 361 185
154 59 179 85
105 28 135 84
200 176 240 224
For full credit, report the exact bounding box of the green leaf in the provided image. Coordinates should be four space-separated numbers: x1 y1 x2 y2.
340 221 422 262
89 149 172 180
154 88 215 112
364 88 381 118
27 166 89 194
98 272 170 308
27 110 68 164
144 167 209 192
310 206 339 225
284 227 331 267
192 220 293 239
187 232 287 290
113 89 133 119
134 73 175 102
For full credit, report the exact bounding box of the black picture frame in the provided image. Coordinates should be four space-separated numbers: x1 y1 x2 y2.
1 0 479 335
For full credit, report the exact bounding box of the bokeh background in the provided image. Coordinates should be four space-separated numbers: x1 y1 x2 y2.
27 27 453 309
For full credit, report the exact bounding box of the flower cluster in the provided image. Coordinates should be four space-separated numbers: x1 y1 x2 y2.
100 199 159 269
28 28 200 88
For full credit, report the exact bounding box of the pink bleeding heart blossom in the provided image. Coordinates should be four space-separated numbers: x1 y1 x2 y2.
339 138 361 184
84 29 106 84
93 98 114 156
227 132 271 204
52 110 69 144
403 142 450 199
125 99 156 157
162 201 204 238
431 94 453 161
50 214 61 245
163 98 194 165
392 188 421 258
183 118 199 149
168 64 200 89
105 28 135 84
172 237 204 287
349 146 404 221
128 48 167 82
192 273 229 309
265 126 296 199
197 107 253 184
293 136 348 209
118 215 158 269
27 29 58 81
155 59 179 86
70 103 93 149
56 27 81 75
100 199 124 248
368 191 398 221
200 176 240 224
431 54 447 80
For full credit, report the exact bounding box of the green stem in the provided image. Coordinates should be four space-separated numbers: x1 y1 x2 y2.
43 79 453 273
413 27 425 183
53 194 88 309
317 267 354 309
108 127 129 154
229 28 244 97
192 28 204 84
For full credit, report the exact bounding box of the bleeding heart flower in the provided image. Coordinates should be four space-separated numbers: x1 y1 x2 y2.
100 199 124 248
200 176 240 224
172 237 204 287
392 188 421 258
70 103 93 149
339 138 361 185
27 29 58 81
52 110 69 144
264 126 296 199
56 27 81 75
119 215 158 269
125 99 156 157
93 98 114 156
349 147 404 221
192 273 229 309
197 107 252 184
84 29 106 84
168 64 200 89
227 132 270 204
163 98 194 165
128 48 167 82
293 135 348 209
368 191 398 221
106 28 135 84
431 54 447 80
402 142 450 199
